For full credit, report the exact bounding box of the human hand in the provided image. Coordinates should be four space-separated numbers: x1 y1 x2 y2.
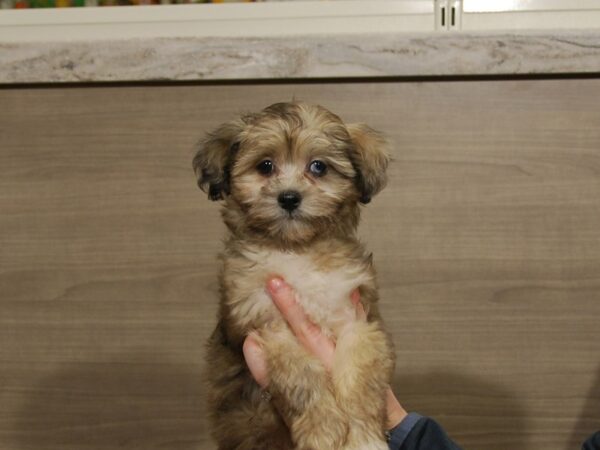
242 277 407 430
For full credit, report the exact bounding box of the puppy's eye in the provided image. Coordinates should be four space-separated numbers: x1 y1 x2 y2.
308 160 327 177
256 159 274 176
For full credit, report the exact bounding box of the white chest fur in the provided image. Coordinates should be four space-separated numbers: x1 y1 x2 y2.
223 247 373 335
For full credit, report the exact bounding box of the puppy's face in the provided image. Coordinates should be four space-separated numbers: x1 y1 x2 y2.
194 102 389 245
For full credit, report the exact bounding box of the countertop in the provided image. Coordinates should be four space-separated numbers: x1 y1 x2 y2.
2 30 600 84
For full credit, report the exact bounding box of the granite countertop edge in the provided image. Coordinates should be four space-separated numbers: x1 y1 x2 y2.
1 30 599 84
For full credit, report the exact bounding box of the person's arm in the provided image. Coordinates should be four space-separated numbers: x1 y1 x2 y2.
387 413 463 450
582 431 600 450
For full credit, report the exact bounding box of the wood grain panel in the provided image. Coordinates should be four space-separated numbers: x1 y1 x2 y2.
0 79 599 450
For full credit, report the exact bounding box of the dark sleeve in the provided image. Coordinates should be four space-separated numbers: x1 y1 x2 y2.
387 413 463 450
582 431 600 450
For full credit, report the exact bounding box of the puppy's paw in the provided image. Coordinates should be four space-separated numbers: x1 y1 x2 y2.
257 326 349 449
331 321 392 441
292 407 349 450
333 321 393 397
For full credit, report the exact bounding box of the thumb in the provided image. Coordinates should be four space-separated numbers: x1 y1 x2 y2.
242 334 270 389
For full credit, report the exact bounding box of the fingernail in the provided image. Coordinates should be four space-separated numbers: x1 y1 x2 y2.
267 277 285 293
247 331 260 345
245 335 263 356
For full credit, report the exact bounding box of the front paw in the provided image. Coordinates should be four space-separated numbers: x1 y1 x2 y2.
332 321 393 398
256 327 349 449
292 407 349 450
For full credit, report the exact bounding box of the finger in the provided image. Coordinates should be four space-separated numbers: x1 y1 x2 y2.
267 277 335 370
300 321 335 371
243 334 269 389
350 289 367 321
350 289 361 307
266 277 307 337
385 386 408 429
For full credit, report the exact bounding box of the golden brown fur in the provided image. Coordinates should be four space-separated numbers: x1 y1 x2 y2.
194 102 395 450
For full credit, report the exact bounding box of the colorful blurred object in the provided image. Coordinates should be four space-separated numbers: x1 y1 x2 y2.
0 0 259 7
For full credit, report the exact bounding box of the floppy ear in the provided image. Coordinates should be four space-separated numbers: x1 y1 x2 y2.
346 123 390 204
192 119 245 201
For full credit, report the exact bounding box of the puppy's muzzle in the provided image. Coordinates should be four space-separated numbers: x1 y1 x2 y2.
278 190 302 212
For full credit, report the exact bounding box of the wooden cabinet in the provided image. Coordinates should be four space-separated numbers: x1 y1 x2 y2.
1 78 599 449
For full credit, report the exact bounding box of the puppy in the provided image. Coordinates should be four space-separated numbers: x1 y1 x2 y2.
193 102 394 450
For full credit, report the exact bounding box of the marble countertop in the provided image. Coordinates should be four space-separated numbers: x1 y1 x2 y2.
2 31 600 84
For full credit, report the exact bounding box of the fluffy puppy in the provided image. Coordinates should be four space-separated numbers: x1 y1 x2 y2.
193 102 394 450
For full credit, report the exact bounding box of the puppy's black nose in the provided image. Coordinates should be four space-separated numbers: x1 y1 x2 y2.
278 190 302 212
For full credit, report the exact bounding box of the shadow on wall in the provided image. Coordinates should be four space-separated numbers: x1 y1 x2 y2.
11 354 207 450
567 363 600 450
392 371 529 450
22 357 594 450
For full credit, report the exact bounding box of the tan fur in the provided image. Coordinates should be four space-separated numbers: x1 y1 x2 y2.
195 102 394 450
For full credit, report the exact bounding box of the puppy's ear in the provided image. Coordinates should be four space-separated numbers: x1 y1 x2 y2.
346 123 390 204
192 119 245 201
